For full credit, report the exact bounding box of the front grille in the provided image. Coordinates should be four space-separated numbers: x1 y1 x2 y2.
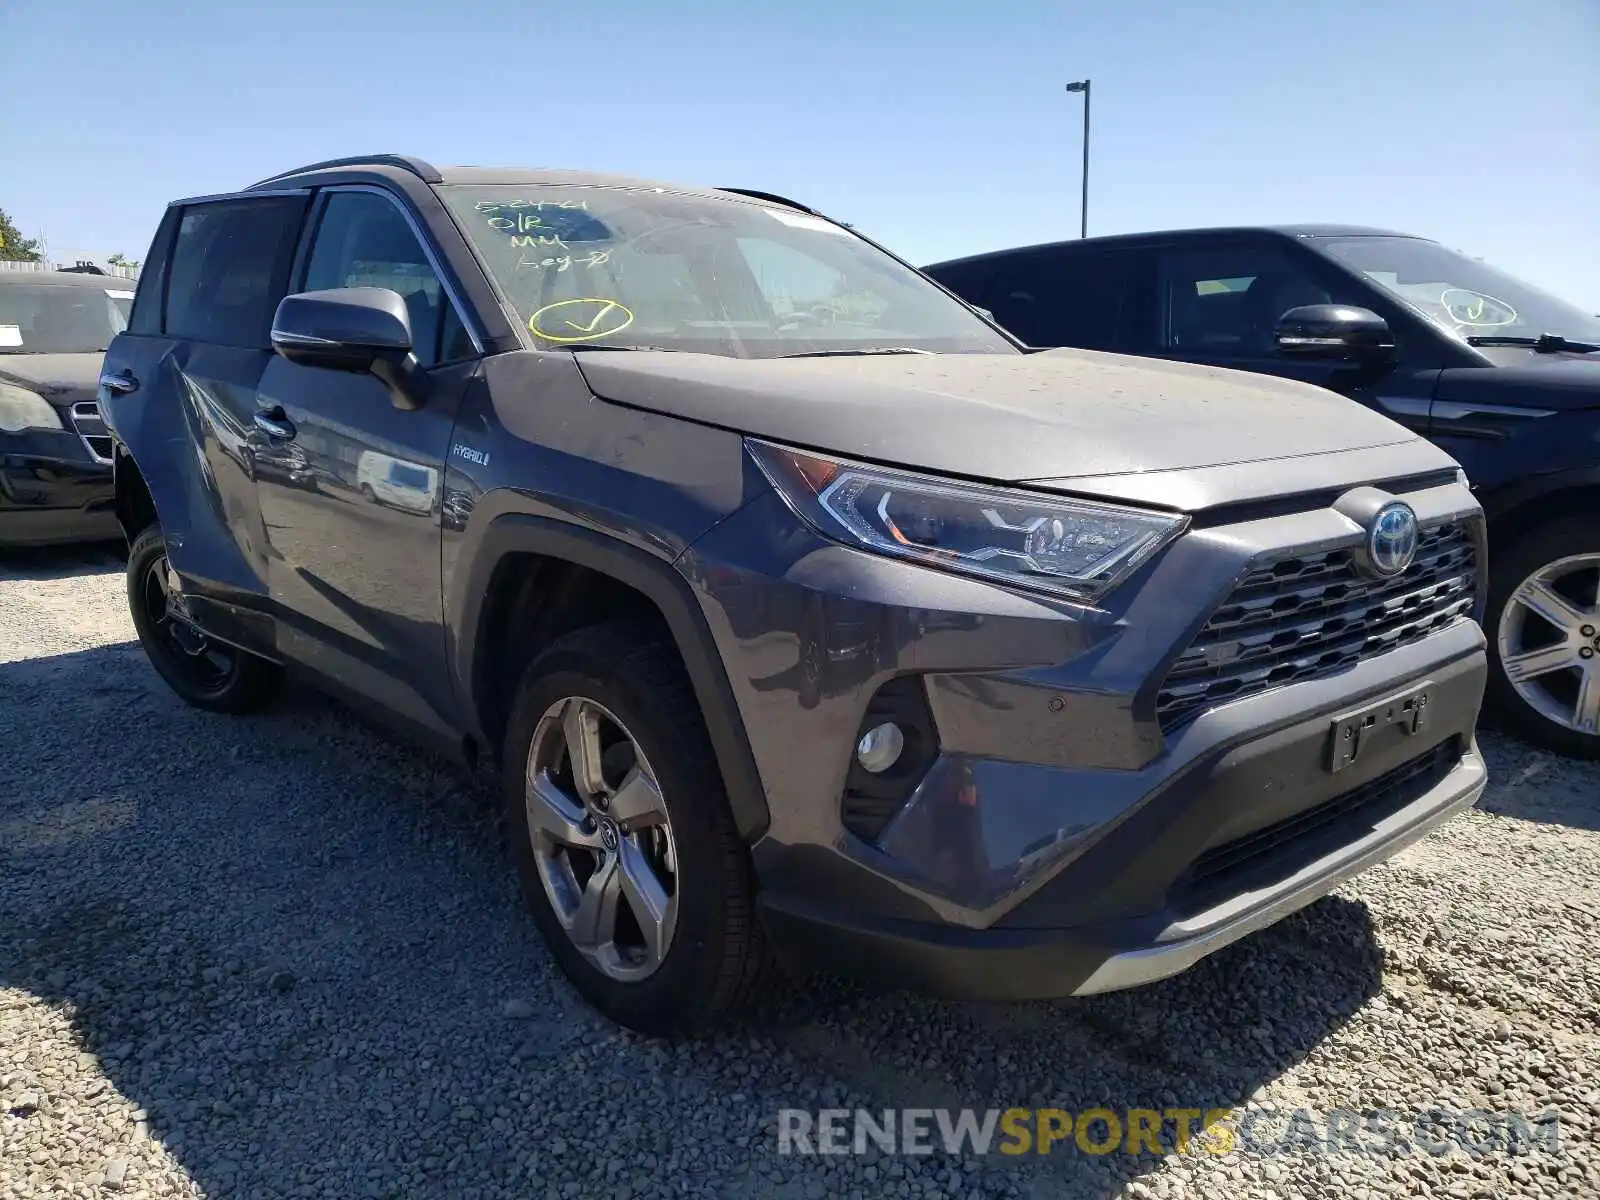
69 401 113 464
1156 522 1478 733
1173 735 1462 912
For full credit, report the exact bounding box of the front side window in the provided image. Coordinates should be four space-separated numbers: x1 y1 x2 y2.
1312 235 1600 347
165 197 304 348
438 185 1016 358
1153 246 1346 356
0 283 130 354
301 191 471 367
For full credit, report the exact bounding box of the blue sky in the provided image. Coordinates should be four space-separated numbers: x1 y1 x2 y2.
5 0 1597 308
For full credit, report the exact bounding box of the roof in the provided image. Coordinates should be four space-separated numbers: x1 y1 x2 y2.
245 153 815 211
0 269 135 288
924 224 1429 270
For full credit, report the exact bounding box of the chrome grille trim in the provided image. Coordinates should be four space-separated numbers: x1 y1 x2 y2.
69 400 113 465
1156 523 1478 732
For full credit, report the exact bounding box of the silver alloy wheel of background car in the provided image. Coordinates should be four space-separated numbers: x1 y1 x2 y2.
523 696 679 982
1495 552 1600 737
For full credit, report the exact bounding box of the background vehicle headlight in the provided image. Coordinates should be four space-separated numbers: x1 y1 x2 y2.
748 439 1187 603
0 382 64 433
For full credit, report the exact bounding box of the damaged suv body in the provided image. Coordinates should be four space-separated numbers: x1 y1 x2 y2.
100 155 1488 1034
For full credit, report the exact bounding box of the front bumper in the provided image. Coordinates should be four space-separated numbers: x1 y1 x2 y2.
1 430 118 546
681 470 1487 999
758 659 1485 1001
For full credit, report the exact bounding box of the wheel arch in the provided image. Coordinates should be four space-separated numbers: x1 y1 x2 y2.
1481 470 1600 545
113 444 159 544
455 514 771 842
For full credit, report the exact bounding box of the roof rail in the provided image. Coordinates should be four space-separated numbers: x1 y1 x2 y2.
248 154 442 189
716 188 819 215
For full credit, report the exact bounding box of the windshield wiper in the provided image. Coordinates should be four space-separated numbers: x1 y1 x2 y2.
1465 332 1600 354
562 344 683 353
775 347 936 358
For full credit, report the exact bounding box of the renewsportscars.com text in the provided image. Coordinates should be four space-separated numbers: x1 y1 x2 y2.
776 1107 1563 1159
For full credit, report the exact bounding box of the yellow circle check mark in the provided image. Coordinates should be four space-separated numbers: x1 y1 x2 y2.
529 298 635 344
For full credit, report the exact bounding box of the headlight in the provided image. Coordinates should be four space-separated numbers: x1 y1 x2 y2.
748 440 1187 603
0 382 64 433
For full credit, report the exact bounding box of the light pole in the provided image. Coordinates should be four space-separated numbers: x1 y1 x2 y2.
1065 79 1091 238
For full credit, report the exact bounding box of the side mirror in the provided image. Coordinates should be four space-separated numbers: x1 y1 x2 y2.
1274 304 1394 360
271 287 427 410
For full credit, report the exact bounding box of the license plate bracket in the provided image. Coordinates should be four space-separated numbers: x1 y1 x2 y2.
1327 681 1434 774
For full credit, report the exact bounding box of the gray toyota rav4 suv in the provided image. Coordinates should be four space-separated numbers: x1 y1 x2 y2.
100 155 1489 1035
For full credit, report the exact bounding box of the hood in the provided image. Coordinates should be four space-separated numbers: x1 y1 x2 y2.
1438 354 1600 411
0 353 105 406
573 347 1421 484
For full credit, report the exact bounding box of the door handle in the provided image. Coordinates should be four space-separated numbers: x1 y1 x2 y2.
99 369 138 396
253 407 296 440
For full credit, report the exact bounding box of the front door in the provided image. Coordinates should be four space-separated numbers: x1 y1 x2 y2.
1127 241 1440 436
254 187 479 740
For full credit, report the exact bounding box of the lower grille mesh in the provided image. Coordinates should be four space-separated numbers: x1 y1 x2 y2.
1175 735 1462 911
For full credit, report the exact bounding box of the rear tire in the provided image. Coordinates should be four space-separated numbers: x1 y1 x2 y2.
502 620 773 1036
1485 516 1600 759
126 525 284 714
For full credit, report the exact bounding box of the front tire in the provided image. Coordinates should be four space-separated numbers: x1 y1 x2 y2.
1485 516 1600 759
126 525 284 714
502 621 772 1036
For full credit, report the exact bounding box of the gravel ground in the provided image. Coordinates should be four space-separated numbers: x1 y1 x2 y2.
2 546 1597 1200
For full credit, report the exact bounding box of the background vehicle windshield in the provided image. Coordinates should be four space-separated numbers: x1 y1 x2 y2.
0 282 131 354
0 282 131 355
440 185 1015 357
1314 236 1600 346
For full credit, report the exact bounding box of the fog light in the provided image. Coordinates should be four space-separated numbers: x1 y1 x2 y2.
856 722 905 773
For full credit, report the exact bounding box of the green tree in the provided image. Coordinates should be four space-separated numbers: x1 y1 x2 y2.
0 209 42 262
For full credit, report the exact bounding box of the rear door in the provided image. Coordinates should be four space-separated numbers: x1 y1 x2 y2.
98 191 309 655
1122 239 1439 434
253 185 479 741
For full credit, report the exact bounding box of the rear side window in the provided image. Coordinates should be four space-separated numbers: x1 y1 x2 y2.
923 259 997 307
127 210 177 336
982 248 1130 349
164 197 306 349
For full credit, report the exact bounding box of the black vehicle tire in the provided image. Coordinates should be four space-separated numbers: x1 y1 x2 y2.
1484 515 1600 760
126 525 284 714
502 620 773 1036
359 484 378 504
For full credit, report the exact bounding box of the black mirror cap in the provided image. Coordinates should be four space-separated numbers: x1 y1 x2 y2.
1275 304 1394 358
271 287 414 372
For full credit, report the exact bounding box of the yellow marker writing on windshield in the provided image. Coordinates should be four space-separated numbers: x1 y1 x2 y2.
528 298 634 344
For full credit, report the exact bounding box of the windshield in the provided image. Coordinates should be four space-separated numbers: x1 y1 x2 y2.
1313 236 1600 347
439 185 1015 358
0 282 132 354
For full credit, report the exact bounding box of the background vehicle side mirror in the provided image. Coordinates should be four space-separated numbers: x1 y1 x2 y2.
1274 304 1394 361
271 287 427 410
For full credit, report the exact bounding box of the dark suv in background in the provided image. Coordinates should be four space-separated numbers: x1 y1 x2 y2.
926 228 1600 758
101 159 1488 1034
0 270 130 546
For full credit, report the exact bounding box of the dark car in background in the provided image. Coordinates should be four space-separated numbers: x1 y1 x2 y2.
0 270 129 546
925 227 1600 759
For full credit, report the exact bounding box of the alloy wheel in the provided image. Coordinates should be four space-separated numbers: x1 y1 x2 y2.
142 554 238 693
523 696 679 981
1496 553 1600 737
